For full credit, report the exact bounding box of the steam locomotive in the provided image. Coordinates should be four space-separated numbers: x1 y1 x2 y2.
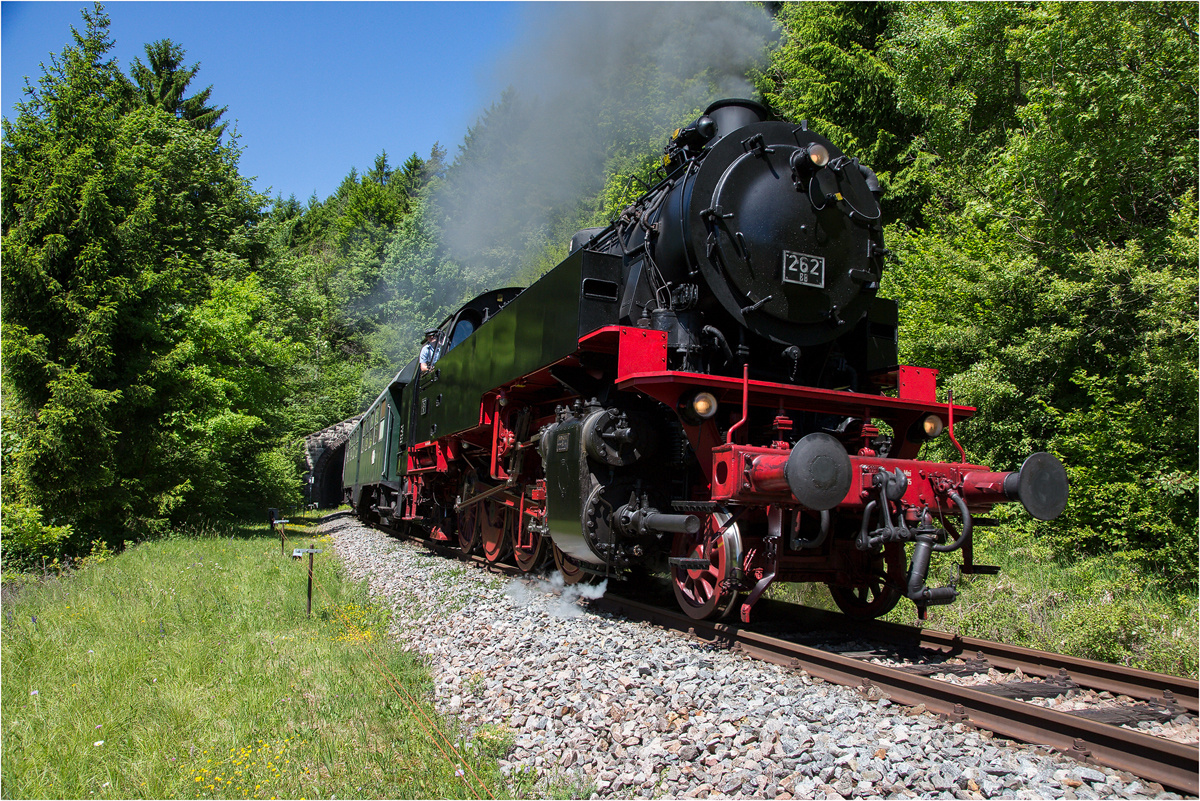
341 99 1068 622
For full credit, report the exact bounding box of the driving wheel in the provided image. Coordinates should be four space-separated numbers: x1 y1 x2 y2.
480 499 511 563
552 542 595 585
456 473 480 554
670 509 744 620
513 504 546 573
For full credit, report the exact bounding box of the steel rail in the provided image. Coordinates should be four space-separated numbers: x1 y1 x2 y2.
376 527 1197 793
889 624 1197 715
768 603 1199 715
598 594 1199 796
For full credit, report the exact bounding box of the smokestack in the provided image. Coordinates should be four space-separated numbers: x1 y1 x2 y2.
704 98 770 144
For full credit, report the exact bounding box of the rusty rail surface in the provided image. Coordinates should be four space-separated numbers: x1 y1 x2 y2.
864 617 1197 716
755 601 1199 716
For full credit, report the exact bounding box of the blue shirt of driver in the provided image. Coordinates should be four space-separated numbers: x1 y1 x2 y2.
419 340 437 370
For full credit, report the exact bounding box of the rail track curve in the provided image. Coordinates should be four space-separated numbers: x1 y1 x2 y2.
380 520 1199 796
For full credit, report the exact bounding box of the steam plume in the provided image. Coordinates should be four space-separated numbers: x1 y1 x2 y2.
505 572 609 619
436 2 777 281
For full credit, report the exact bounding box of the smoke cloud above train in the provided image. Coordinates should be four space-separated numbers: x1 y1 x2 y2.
436 2 778 283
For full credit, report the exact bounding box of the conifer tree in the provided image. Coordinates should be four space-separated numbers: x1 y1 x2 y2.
130 38 227 136
2 4 294 548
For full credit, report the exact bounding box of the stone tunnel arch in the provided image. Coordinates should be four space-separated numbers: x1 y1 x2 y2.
303 414 363 509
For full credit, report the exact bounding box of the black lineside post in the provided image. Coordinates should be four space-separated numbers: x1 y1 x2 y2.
276 518 289 557
307 542 315 617
268 508 279 555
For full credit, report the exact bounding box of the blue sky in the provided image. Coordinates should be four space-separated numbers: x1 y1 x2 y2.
2 1 526 202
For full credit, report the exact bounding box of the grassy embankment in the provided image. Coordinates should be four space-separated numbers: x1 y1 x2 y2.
6 508 1193 799
1 513 512 800
773 524 1199 678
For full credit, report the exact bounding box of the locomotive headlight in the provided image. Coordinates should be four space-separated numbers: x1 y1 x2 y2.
906 413 946 443
692 392 717 418
806 143 830 168
921 414 945 438
680 391 719 423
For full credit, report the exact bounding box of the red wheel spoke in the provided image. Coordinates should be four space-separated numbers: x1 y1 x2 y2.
671 509 742 621
480 500 509 563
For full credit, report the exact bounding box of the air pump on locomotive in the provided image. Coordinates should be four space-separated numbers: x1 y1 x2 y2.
341 99 1069 622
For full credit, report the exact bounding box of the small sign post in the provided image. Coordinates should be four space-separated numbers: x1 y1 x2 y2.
292 545 323 616
276 519 290 556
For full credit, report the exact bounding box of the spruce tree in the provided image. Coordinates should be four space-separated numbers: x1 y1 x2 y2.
130 38 227 136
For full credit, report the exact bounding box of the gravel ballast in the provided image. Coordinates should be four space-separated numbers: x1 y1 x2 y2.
325 514 1181 800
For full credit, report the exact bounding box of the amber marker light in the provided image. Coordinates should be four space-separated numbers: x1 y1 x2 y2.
682 391 719 423
806 143 830 167
922 414 945 438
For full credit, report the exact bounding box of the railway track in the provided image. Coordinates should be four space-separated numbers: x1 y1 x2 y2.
383 523 1198 796
596 592 1198 797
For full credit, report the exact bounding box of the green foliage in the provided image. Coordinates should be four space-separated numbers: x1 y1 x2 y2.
257 143 449 421
0 502 77 573
2 6 302 553
155 273 307 517
885 3 1028 169
871 2 1199 584
889 2 1197 246
130 39 227 137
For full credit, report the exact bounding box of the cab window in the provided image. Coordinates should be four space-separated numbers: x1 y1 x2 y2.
447 315 477 351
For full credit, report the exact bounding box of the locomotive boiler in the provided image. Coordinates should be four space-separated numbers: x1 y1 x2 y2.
341 99 1069 622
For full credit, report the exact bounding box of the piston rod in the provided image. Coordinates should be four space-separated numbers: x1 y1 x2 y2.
617 506 702 536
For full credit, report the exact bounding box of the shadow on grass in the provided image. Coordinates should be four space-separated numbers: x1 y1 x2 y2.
177 509 351 542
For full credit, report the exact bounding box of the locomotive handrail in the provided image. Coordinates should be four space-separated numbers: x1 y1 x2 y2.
947 388 967 462
725 363 751 444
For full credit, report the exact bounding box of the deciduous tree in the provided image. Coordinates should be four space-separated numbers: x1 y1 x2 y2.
880 2 1198 581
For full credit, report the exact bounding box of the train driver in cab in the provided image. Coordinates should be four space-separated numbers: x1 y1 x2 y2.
419 328 441 373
